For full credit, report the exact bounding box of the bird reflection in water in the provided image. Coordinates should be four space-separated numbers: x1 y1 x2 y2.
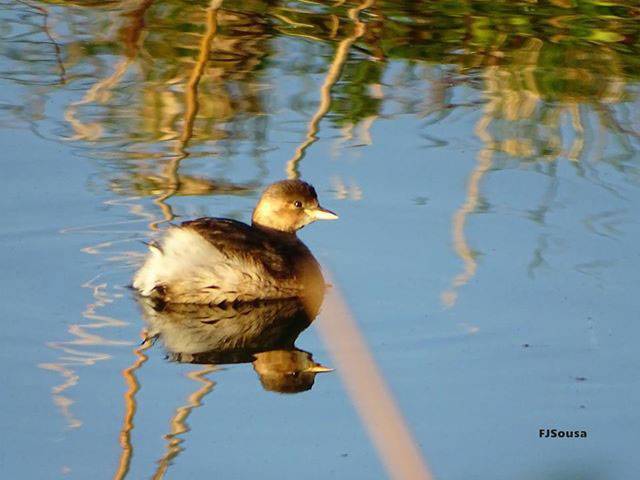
137 289 331 394
115 281 331 479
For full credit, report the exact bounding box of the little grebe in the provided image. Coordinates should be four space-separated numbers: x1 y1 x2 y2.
133 180 337 304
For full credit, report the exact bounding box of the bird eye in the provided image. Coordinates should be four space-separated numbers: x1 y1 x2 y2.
294 201 302 208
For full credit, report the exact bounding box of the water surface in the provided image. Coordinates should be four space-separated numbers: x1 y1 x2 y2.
1 1 640 479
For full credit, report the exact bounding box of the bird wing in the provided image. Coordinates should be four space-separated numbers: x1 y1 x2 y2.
181 218 295 280
133 218 301 304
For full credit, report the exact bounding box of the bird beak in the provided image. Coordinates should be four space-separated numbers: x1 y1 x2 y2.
305 364 334 373
307 205 338 221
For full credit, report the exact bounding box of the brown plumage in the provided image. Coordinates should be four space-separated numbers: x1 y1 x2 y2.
133 180 338 304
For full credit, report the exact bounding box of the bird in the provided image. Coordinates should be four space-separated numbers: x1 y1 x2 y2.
133 179 338 305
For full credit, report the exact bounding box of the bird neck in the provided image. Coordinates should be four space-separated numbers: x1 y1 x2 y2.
252 220 298 238
252 203 299 234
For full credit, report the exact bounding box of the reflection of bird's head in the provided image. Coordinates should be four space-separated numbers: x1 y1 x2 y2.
252 180 338 233
253 349 332 394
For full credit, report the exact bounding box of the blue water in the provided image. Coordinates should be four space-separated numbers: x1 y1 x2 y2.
1 1 640 479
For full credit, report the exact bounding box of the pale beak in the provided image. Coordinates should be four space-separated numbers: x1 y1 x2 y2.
307 205 338 221
305 364 334 373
